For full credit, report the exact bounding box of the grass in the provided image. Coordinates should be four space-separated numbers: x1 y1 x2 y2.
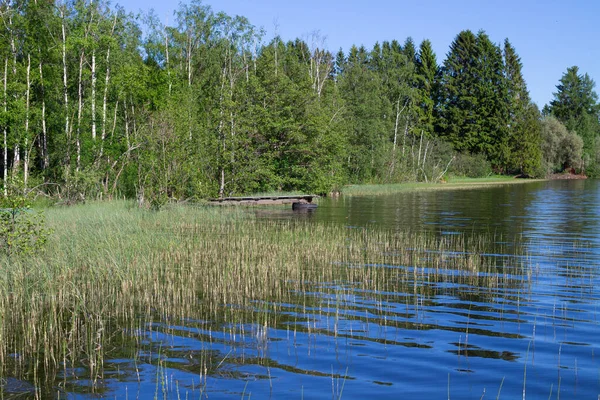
341 175 546 197
0 201 528 397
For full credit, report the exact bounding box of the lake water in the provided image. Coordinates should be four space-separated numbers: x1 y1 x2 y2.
26 180 600 399
246 180 600 399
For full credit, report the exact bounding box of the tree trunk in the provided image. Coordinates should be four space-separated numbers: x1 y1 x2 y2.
91 50 96 141
187 30 192 88
9 12 18 175
61 7 70 168
24 54 31 189
39 55 48 170
100 15 117 159
2 58 7 197
76 50 85 171
217 56 228 198
165 22 171 96
124 98 130 150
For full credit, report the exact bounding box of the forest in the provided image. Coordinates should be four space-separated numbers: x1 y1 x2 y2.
0 0 599 206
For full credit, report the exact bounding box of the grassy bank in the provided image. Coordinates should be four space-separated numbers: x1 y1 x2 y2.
0 201 526 397
341 176 546 196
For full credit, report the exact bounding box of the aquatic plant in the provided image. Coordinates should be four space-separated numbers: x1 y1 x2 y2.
0 201 528 397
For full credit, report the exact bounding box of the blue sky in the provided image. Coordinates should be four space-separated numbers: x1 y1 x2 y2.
116 0 599 108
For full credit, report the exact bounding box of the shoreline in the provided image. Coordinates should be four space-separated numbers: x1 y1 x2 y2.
340 176 549 197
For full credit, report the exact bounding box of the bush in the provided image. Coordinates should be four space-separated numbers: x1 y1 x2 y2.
540 116 583 173
0 195 51 256
450 152 493 178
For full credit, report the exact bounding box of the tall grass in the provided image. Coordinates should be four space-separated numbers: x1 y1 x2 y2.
342 176 544 197
0 201 527 397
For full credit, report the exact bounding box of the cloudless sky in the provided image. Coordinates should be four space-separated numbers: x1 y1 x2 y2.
115 0 600 108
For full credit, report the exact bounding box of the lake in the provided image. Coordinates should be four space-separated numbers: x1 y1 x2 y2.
13 180 600 399
247 179 600 399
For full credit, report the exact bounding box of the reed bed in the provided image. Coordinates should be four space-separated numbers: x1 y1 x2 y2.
341 176 544 197
0 201 528 397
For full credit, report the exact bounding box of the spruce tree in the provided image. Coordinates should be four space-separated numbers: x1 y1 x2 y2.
415 40 438 136
549 66 598 125
437 30 479 151
504 39 541 175
402 37 417 65
474 32 510 169
438 30 510 170
547 66 600 163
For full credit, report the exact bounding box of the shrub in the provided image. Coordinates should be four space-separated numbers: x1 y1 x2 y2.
450 152 493 178
0 195 51 256
540 116 583 174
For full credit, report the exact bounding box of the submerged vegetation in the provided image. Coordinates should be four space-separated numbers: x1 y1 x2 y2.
0 201 528 397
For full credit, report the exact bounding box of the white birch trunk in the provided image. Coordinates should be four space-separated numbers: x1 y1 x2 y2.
3 59 7 197
39 56 48 170
24 54 31 189
165 22 171 95
123 98 130 150
187 31 192 87
100 15 117 158
9 14 16 76
100 47 110 158
393 98 401 151
76 50 85 171
218 61 227 198
8 13 18 173
91 50 96 141
61 7 70 167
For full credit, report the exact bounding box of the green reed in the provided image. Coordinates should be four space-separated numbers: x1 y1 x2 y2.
341 176 541 197
0 200 529 397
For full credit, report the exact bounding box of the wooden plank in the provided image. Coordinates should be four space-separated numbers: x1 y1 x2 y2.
208 195 319 206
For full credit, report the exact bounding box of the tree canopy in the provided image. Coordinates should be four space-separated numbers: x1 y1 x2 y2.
0 1 594 204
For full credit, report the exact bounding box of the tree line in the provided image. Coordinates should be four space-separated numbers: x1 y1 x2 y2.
0 0 598 204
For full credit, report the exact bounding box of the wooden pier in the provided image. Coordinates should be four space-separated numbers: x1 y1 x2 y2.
209 195 318 206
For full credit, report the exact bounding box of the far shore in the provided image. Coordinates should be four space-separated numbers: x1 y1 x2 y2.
340 176 550 197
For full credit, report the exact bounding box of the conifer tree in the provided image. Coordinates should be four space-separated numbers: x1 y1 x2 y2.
415 40 438 136
474 31 509 169
438 30 510 170
504 39 541 175
547 66 600 162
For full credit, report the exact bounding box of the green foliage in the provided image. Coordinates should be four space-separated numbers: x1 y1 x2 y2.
547 66 600 166
438 31 511 170
549 66 598 124
339 45 390 182
540 116 583 173
504 40 542 176
0 195 51 256
415 40 438 136
0 1 578 201
582 138 600 177
58 167 104 204
450 152 493 178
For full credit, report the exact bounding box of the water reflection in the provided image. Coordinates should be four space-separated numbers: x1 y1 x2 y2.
4 181 600 399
